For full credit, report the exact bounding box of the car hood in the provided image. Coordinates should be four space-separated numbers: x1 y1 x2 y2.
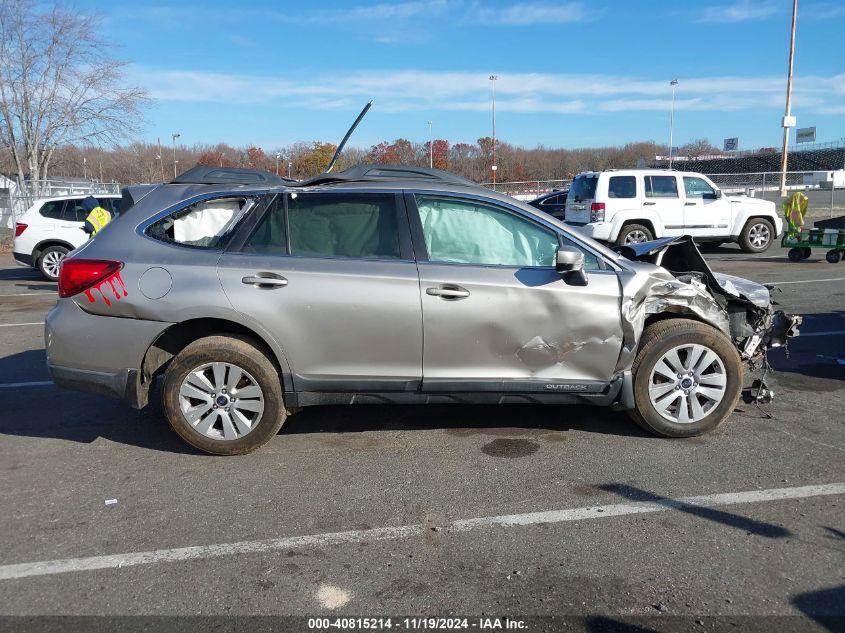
614 236 769 307
727 194 776 209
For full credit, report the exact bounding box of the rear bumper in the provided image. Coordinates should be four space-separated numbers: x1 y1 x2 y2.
45 299 172 409
567 221 614 242
12 251 33 267
48 364 146 407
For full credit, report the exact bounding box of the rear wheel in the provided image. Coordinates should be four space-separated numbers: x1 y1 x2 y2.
739 218 774 253
162 335 286 455
616 224 654 246
787 248 804 262
630 318 742 438
826 250 842 264
37 245 68 281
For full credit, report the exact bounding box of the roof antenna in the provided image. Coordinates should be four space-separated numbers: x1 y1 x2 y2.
324 100 373 173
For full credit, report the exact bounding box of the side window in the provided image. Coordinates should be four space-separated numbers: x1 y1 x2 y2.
242 196 286 255
415 195 558 267
66 199 88 222
540 195 561 206
683 177 716 199
39 200 66 220
608 176 636 199
98 198 121 216
146 197 251 249
287 193 400 259
645 176 679 198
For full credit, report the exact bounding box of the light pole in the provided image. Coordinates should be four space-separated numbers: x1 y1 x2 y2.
428 121 433 169
779 0 799 198
275 152 281 176
668 79 678 169
288 161 293 179
490 74 498 188
171 132 180 178
156 137 164 182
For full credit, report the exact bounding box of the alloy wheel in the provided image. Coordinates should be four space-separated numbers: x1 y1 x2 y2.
42 250 65 278
625 230 650 244
648 343 727 424
178 362 265 440
748 223 771 249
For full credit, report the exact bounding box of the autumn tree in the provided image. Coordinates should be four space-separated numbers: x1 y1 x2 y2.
0 0 148 193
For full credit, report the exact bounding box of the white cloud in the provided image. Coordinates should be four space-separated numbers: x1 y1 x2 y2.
129 67 844 117
475 2 592 26
696 1 781 23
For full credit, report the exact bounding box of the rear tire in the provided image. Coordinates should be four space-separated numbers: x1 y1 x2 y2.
37 245 68 281
162 335 286 455
787 248 804 263
739 218 774 253
629 318 742 438
615 223 654 246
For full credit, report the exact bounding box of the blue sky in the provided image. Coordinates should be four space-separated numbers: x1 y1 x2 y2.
85 0 844 151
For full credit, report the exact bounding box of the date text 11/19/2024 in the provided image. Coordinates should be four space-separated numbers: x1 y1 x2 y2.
307 617 527 630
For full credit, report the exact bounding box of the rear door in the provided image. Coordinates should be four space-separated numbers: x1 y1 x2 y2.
409 192 623 390
217 191 423 393
681 175 731 238
565 174 598 224
643 175 684 236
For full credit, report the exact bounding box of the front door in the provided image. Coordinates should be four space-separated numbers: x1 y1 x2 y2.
681 175 731 239
643 174 685 236
408 193 623 391
217 192 423 393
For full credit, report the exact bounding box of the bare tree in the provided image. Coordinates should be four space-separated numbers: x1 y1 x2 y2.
0 0 148 193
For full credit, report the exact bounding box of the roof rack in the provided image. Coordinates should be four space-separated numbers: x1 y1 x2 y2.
171 166 294 186
170 164 480 189
293 164 478 188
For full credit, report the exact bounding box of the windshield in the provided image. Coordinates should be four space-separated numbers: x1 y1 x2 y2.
569 174 598 202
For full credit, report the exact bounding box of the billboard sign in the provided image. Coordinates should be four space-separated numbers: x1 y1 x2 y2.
723 137 739 151
796 127 816 143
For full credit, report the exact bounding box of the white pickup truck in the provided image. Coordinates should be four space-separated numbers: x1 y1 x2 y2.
564 169 783 252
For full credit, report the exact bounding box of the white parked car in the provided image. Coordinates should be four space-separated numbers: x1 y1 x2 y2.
13 195 122 280
564 170 783 252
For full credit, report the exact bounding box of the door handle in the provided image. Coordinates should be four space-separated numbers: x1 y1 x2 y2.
643 201 656 206
242 273 288 288
684 202 696 206
426 285 470 300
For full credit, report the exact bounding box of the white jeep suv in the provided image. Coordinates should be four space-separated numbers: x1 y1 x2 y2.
564 169 782 252
13 195 122 280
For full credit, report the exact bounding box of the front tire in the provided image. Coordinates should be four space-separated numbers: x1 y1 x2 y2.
739 218 774 253
630 318 742 438
162 335 286 455
38 245 69 281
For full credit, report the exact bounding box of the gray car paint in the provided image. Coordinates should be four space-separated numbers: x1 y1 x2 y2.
45 173 793 413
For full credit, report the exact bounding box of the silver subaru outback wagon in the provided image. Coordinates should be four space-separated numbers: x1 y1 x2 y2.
45 164 800 455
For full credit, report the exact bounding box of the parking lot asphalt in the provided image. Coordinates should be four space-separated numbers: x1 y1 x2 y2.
0 246 842 629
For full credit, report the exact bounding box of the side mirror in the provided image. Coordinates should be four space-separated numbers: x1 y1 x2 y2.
714 189 722 199
556 246 587 285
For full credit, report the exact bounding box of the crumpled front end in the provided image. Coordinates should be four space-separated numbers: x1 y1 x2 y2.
614 236 801 376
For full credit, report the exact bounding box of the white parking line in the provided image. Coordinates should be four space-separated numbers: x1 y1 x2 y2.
0 292 55 297
0 322 44 328
799 330 845 337
0 482 841 581
764 277 845 285
0 381 53 389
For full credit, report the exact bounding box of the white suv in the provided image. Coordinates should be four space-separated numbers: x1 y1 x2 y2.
13 195 122 280
564 170 782 252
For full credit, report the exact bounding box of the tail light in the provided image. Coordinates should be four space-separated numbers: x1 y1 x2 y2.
59 259 123 298
590 202 605 222
14 223 27 237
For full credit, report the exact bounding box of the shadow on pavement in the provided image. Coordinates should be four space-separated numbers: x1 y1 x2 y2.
792 585 845 632
598 483 791 539
767 310 845 383
282 403 651 439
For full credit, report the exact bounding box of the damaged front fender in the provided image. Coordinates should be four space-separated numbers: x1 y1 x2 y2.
613 236 801 374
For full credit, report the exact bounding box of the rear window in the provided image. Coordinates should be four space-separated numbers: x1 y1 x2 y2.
608 176 637 199
39 200 65 220
146 197 252 249
568 175 597 202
